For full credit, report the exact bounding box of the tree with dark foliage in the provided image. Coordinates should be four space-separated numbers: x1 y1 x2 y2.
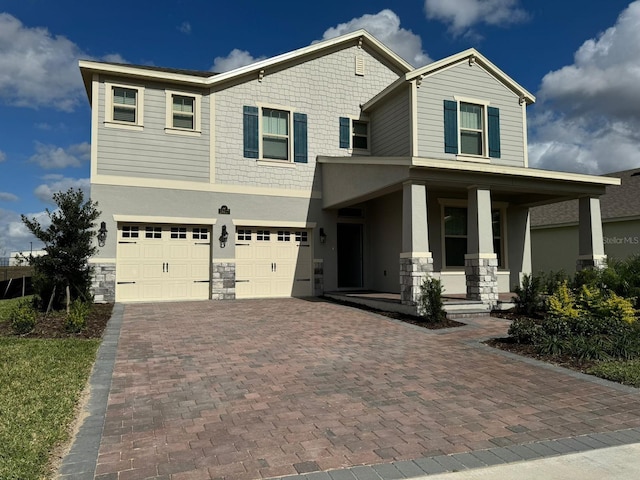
21 188 101 310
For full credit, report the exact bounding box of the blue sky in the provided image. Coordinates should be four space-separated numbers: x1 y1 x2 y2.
1 0 639 255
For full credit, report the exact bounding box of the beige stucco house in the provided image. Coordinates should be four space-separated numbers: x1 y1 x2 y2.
532 168 640 274
79 30 618 311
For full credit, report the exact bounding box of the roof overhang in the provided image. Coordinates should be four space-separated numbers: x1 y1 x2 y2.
318 156 619 209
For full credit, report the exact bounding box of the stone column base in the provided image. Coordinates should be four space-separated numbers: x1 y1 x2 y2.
400 253 433 305
465 254 499 307
211 262 236 300
90 262 116 303
576 255 607 271
314 259 324 296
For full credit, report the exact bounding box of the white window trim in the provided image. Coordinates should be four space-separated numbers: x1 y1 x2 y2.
453 95 489 161
256 102 295 163
104 82 144 131
343 115 371 155
438 198 508 270
165 90 202 136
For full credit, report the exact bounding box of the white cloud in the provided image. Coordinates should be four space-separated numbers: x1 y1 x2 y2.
33 175 90 204
0 13 127 111
0 150 5 162
424 0 528 36
178 21 191 34
321 9 431 66
0 192 18 202
101 53 128 64
529 1 640 174
211 49 266 73
0 207 45 253
29 141 90 169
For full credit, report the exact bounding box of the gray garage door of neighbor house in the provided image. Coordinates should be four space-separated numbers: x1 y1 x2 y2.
234 227 312 299
116 224 211 302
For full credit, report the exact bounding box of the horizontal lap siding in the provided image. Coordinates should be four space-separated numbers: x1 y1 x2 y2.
97 78 210 182
370 89 410 156
215 45 402 191
417 62 525 167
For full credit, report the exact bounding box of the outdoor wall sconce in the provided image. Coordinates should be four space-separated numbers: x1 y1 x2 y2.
97 221 108 247
319 228 327 244
219 225 229 248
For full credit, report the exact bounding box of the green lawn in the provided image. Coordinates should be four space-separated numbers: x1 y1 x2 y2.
0 317 99 479
587 359 640 387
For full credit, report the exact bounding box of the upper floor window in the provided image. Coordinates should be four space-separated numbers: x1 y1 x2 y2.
243 105 307 163
339 117 369 152
165 91 202 135
105 83 144 129
444 98 500 159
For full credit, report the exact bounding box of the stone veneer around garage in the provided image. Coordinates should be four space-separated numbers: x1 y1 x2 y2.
91 263 116 303
211 261 235 300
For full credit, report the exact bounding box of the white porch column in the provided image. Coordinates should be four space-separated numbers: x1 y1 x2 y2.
577 196 607 271
400 181 433 307
465 187 499 306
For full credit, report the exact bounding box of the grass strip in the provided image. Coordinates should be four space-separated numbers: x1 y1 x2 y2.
0 337 100 479
587 359 640 387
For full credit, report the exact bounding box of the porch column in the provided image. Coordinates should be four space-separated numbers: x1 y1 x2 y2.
577 196 607 271
465 187 499 307
400 181 433 306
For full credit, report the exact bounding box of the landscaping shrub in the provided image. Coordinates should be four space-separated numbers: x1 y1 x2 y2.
577 284 636 324
547 281 581 319
586 360 640 387
508 317 544 344
65 299 90 333
9 299 37 334
512 273 542 316
537 269 569 296
419 276 446 323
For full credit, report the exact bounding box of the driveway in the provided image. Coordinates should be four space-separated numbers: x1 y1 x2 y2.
88 298 640 479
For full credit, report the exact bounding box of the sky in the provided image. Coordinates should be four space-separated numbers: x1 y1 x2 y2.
1 0 639 255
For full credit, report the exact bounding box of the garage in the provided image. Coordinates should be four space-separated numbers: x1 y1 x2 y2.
116 224 211 302
235 227 312 298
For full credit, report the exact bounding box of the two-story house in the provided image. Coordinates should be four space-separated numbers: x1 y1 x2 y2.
79 30 618 311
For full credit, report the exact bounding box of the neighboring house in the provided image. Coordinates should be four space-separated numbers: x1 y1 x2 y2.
9 250 46 266
79 30 618 310
531 168 640 274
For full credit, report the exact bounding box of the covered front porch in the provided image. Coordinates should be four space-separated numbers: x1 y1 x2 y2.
319 156 619 312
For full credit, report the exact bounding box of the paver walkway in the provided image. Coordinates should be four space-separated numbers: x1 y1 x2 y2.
89 298 640 480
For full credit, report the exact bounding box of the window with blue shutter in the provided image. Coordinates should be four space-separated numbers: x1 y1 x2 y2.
339 117 350 148
488 107 501 158
243 106 258 158
443 100 458 154
294 112 307 163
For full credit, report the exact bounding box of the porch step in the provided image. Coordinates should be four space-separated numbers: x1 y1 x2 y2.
444 301 491 320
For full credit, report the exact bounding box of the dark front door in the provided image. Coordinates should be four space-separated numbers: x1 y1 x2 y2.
337 223 363 288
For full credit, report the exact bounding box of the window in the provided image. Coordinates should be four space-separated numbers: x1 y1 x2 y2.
460 103 483 155
237 229 252 241
295 231 308 243
262 108 289 160
145 226 162 239
165 91 202 134
192 228 208 240
170 227 187 239
339 117 369 152
105 83 144 128
257 230 270 241
277 230 291 242
442 205 505 268
443 99 500 158
122 225 139 238
243 106 307 163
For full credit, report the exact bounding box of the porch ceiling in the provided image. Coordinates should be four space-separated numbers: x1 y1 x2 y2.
318 156 620 209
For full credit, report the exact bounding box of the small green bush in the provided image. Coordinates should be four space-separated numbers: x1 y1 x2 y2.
513 274 542 316
9 299 37 334
537 270 569 295
419 276 446 323
65 299 90 333
547 281 581 319
508 317 543 344
587 359 640 387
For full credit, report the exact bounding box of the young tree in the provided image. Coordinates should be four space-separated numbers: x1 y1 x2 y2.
21 188 101 310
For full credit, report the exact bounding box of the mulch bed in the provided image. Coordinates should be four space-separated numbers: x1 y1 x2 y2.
0 303 113 339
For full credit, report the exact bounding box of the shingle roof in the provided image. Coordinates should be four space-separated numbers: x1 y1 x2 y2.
530 168 640 227
82 60 216 77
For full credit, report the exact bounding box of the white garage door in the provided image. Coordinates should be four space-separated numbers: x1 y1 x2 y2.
116 224 211 302
235 228 312 298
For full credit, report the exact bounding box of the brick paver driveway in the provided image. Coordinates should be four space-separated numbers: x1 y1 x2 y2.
95 299 640 479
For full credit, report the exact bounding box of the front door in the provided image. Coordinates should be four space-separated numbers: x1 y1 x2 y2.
337 223 363 288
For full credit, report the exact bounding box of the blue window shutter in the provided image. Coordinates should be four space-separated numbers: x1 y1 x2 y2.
294 112 307 163
444 100 458 154
488 106 501 158
243 106 258 158
339 117 350 148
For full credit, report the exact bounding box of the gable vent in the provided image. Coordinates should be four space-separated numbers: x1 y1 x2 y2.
355 55 365 76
